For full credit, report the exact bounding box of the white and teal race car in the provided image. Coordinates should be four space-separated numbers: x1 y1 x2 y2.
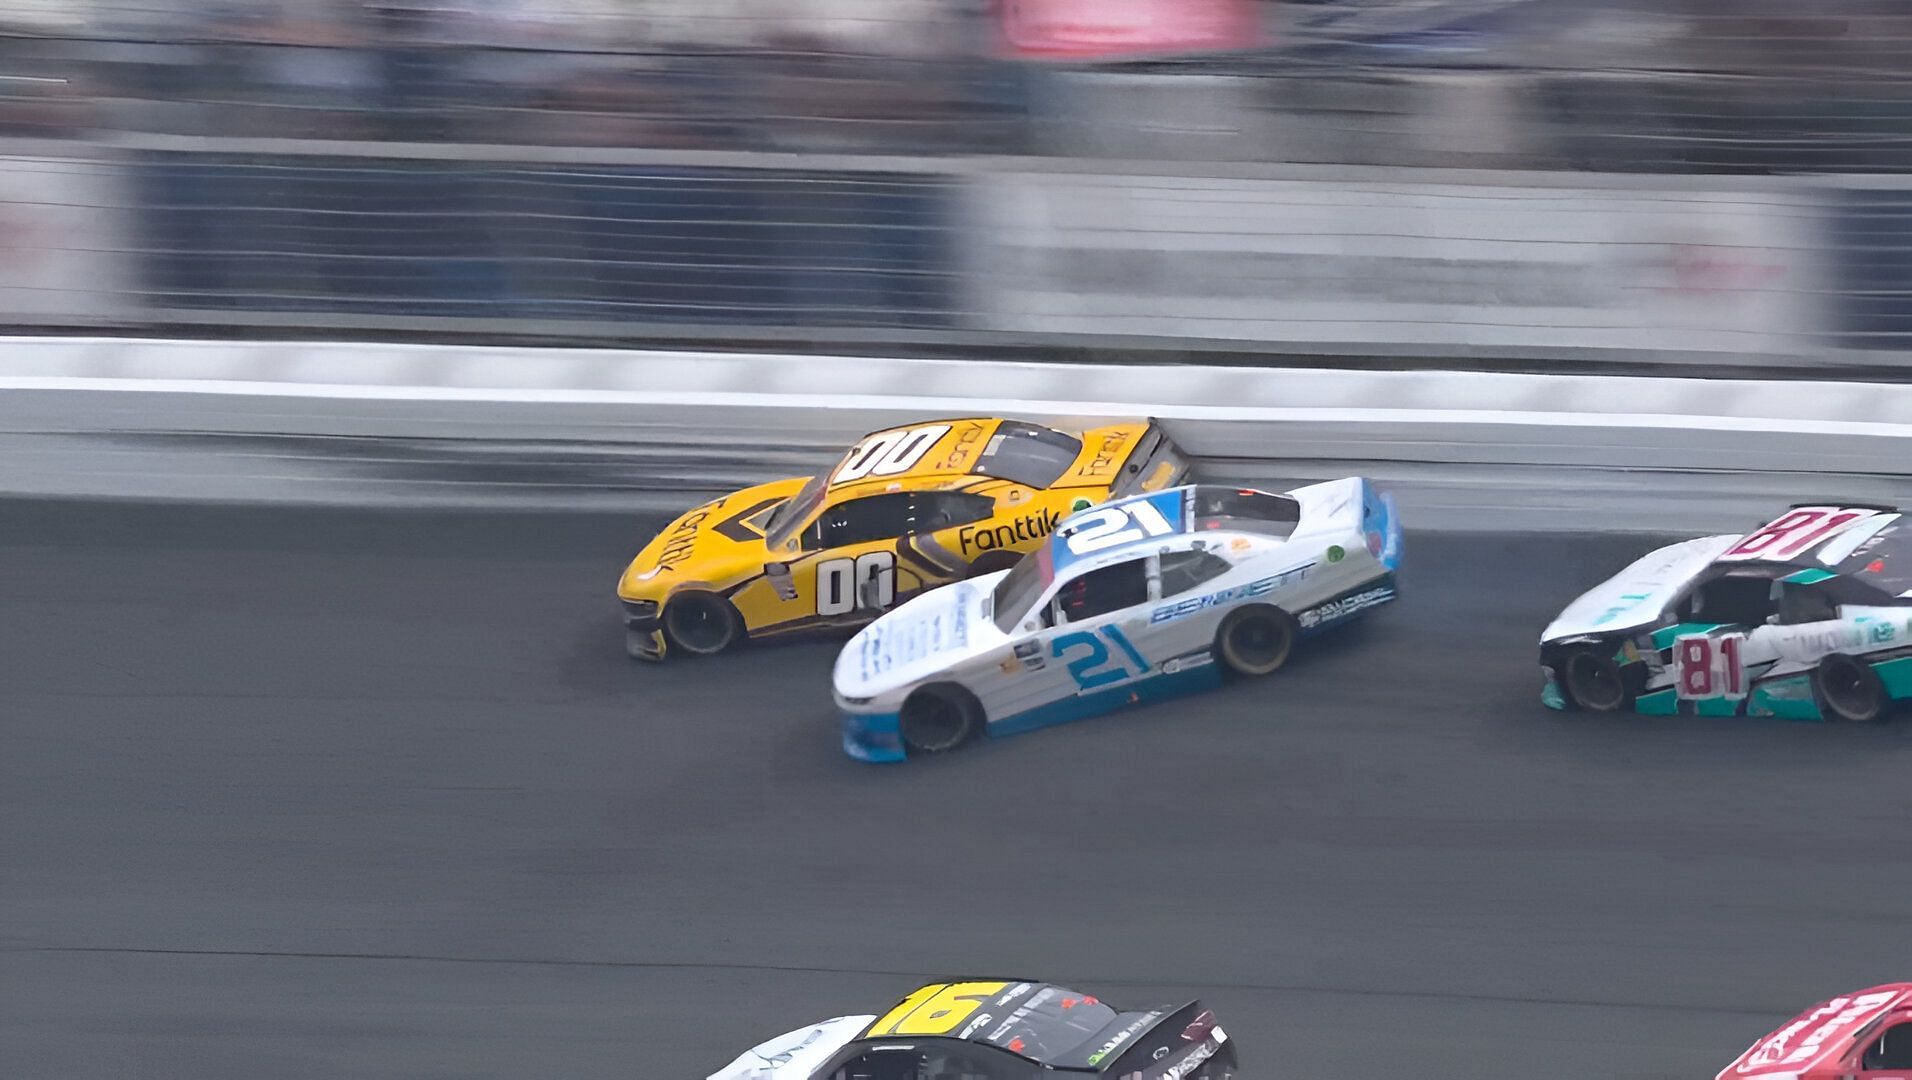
832 481 1403 761
1541 504 1912 721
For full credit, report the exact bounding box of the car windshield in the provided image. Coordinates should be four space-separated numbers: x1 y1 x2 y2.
763 473 828 547
992 544 1056 631
1191 487 1301 539
975 421 1083 488
1837 527 1912 596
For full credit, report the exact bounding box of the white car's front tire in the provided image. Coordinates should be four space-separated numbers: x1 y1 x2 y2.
898 684 982 754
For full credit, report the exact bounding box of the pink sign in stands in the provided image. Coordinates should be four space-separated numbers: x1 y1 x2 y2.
997 0 1265 59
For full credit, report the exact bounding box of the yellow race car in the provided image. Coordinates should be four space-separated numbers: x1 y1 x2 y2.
617 417 1187 660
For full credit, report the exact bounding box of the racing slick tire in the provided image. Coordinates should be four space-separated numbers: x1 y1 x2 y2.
1814 653 1888 722
964 551 1021 579
1559 648 1634 712
1215 605 1295 678
898 684 982 755
661 592 743 657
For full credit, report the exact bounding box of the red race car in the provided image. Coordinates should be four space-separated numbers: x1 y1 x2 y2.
1718 984 1912 1080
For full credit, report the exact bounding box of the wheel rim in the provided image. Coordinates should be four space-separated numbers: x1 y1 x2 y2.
1227 615 1289 674
1821 660 1880 720
901 692 968 752
665 597 732 654
1566 653 1625 711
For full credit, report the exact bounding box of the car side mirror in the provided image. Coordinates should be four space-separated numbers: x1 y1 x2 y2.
858 577 883 609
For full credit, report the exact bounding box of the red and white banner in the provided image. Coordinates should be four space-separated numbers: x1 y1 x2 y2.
997 0 1265 60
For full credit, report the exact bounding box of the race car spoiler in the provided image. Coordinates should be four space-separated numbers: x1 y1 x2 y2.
1050 1000 1227 1075
1110 420 1190 499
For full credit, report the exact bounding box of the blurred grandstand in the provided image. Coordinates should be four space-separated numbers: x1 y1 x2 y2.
0 0 1907 170
0 0 1907 363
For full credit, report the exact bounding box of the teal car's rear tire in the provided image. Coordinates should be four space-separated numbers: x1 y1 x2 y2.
662 592 743 657
1815 654 1887 722
898 684 981 754
1215 605 1295 678
1560 649 1632 712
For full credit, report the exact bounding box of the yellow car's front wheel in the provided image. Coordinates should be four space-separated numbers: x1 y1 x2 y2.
663 592 743 657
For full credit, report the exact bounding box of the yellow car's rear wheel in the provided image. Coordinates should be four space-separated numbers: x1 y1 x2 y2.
662 592 742 657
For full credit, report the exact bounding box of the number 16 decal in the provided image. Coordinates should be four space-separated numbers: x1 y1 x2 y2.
1675 632 1746 700
1052 625 1150 691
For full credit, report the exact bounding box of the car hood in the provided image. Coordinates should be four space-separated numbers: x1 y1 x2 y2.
618 477 809 598
835 576 1007 697
1542 533 1740 642
706 1015 873 1080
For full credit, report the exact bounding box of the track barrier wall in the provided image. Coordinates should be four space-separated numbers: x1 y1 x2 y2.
0 146 1906 372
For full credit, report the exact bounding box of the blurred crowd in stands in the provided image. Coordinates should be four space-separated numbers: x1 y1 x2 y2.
1 0 1911 170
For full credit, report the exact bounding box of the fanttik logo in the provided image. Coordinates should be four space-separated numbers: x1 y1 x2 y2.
958 509 1064 554
653 499 726 571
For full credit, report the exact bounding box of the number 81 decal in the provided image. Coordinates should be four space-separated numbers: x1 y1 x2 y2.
816 552 895 616
1675 632 1747 700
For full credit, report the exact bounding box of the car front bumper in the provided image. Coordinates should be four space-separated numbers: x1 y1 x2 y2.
840 710 906 763
622 600 664 661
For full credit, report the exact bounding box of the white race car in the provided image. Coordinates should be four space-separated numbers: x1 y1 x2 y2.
833 481 1403 761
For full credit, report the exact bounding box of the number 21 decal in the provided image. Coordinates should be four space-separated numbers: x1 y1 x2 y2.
1052 625 1149 691
1675 632 1747 700
1063 499 1177 556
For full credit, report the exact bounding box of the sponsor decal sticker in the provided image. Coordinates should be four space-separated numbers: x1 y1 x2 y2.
1158 1040 1220 1080
1086 1013 1158 1065
1161 652 1215 676
1326 544 1344 563
1149 565 1313 624
959 509 1065 554
1297 585 1395 629
652 498 727 571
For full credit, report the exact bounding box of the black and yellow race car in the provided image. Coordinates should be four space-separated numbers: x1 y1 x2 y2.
706 979 1237 1080
617 417 1186 660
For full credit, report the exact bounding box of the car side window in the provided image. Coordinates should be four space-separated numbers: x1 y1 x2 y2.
1863 1020 1912 1071
804 492 993 550
805 493 914 550
1158 549 1233 597
914 491 995 533
1051 560 1149 624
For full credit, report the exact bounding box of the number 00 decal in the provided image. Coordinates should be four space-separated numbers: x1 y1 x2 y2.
816 551 895 616
832 424 951 485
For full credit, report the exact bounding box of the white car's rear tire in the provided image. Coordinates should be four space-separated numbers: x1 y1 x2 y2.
1215 605 1295 678
898 684 981 754
1815 654 1887 722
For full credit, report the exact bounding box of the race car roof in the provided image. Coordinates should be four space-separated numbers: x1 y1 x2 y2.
1710 506 1903 571
1048 489 1191 574
859 980 1133 1066
1718 984 1912 1078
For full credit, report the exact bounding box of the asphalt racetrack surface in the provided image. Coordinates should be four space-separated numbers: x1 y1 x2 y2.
4 500 1909 1080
